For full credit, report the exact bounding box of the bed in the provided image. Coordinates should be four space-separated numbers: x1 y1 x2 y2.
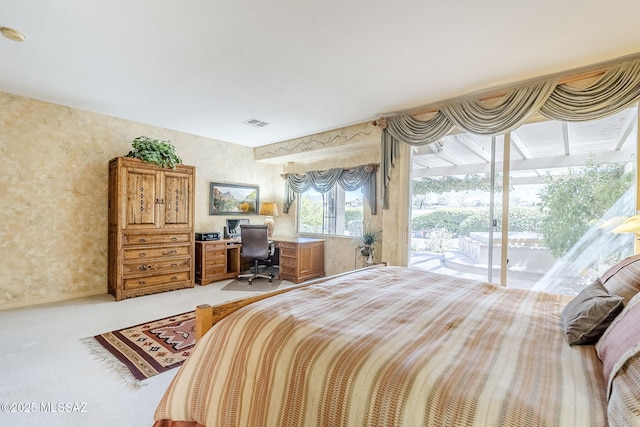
153 265 640 426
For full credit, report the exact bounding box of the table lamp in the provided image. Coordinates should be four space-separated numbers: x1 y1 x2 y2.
259 202 279 237
612 215 640 234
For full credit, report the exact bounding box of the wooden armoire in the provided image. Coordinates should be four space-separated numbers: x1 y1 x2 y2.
108 157 195 301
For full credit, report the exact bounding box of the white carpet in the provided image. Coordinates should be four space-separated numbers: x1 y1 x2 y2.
0 279 283 427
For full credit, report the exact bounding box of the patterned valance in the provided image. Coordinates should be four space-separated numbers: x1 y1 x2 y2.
283 164 378 215
381 58 640 208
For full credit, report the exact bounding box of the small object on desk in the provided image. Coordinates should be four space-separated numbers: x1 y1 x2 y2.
196 232 220 241
224 218 249 239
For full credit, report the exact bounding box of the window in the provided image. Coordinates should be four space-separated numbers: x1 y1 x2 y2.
297 186 364 236
409 104 638 293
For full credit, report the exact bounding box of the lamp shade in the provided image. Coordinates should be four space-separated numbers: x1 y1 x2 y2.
259 202 279 217
612 215 640 234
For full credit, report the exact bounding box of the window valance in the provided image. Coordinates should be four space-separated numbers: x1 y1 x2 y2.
283 164 378 215
380 57 640 208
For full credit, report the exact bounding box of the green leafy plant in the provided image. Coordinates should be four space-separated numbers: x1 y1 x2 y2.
126 136 182 169
538 160 632 257
360 222 381 246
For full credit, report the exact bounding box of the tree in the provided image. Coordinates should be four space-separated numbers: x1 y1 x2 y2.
538 161 633 257
298 197 323 233
412 174 503 194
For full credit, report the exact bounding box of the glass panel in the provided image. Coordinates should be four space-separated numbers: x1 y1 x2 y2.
510 108 637 294
410 104 638 294
298 188 323 234
297 187 364 236
410 134 504 282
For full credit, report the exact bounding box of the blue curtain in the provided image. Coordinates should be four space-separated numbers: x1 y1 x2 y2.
283 164 378 215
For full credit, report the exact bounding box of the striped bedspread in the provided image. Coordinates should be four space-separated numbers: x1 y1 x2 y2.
154 266 607 427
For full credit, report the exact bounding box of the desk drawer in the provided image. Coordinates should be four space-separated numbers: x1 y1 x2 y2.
279 265 295 276
280 256 296 268
278 243 297 258
280 249 297 260
204 264 226 276
205 248 227 260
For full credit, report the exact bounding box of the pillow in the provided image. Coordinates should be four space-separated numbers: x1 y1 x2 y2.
560 278 624 346
600 254 640 305
607 352 640 426
595 292 640 393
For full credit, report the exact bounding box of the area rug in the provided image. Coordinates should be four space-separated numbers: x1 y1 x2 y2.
221 278 283 291
83 311 195 385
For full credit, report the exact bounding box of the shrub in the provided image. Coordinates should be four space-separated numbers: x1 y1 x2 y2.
413 207 543 237
411 209 475 236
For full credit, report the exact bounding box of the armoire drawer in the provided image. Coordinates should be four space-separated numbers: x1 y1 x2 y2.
122 257 191 276
123 232 191 246
123 244 192 260
124 271 191 290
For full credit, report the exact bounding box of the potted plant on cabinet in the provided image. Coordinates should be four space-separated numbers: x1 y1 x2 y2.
125 136 182 169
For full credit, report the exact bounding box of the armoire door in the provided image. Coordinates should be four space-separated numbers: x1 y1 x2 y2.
161 170 192 228
124 167 160 229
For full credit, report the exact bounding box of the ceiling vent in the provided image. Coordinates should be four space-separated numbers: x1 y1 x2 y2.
243 118 269 128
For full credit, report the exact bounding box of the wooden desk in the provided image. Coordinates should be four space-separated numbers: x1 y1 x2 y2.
195 239 241 285
273 236 325 283
195 236 325 285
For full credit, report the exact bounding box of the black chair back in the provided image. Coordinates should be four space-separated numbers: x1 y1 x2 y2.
240 225 270 260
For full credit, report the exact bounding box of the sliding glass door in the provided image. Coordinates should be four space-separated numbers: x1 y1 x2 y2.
508 109 637 293
410 104 638 293
410 133 504 282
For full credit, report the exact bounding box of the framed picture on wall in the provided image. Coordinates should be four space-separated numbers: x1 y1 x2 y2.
209 182 260 215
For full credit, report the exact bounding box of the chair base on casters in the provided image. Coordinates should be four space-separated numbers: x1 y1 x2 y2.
238 259 273 285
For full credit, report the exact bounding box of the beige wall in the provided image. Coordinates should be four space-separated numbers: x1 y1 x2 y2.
1 92 401 310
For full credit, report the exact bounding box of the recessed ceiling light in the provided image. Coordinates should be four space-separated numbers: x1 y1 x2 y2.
1 26 26 42
243 118 269 128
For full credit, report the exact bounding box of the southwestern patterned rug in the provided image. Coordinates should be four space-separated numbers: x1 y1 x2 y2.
83 311 195 385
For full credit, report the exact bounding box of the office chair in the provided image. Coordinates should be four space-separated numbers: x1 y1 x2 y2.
237 225 273 285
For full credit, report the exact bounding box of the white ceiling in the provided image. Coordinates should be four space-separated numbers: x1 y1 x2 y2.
2 1 640 148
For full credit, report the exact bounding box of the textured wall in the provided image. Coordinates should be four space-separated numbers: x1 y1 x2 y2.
0 92 287 309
